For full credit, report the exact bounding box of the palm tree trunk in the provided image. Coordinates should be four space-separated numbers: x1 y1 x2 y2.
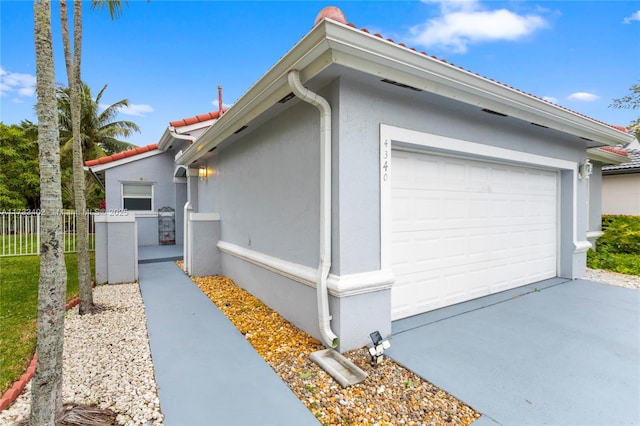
61 0 93 314
30 0 67 424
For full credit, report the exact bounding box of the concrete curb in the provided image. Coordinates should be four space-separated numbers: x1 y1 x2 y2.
0 296 80 411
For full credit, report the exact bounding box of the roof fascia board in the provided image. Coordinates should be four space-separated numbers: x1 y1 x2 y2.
322 23 634 146
180 19 633 165
587 148 631 165
157 128 173 151
158 120 217 151
178 25 334 166
87 148 163 172
174 119 217 135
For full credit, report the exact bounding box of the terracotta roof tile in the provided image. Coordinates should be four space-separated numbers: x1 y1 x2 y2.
85 143 158 167
603 149 640 172
600 146 629 156
345 16 628 134
169 110 226 127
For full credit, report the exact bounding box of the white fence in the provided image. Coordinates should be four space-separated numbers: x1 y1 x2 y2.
1 211 96 257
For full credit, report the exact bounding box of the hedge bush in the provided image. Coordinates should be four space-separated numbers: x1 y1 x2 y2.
588 215 640 275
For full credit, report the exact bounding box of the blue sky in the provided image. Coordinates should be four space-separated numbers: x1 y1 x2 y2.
1 1 639 148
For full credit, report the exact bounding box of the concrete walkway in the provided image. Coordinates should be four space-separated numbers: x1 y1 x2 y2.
139 260 318 425
388 278 640 426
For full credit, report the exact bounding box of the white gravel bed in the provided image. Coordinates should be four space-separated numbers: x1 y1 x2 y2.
0 283 163 426
585 268 640 290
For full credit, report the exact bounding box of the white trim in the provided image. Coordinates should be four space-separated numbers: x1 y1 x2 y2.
379 124 585 272
586 148 631 165
93 213 135 223
178 19 633 166
574 240 593 253
173 119 216 135
217 241 393 297
190 212 221 222
133 211 158 218
586 231 604 240
173 177 187 184
87 149 163 172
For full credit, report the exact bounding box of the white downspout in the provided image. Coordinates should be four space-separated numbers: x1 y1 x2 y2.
183 201 192 273
287 70 339 349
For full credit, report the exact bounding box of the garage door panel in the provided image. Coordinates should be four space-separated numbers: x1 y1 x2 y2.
391 149 558 320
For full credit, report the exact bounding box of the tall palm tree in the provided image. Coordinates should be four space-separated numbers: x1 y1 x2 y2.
60 0 93 315
31 0 68 423
57 82 140 160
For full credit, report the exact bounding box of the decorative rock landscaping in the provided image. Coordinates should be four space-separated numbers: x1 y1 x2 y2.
191 274 481 425
0 283 163 426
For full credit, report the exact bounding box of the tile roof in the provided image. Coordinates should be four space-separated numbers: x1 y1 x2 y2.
600 146 629 156
85 109 227 167
602 149 640 173
169 110 226 128
311 7 629 135
85 143 158 167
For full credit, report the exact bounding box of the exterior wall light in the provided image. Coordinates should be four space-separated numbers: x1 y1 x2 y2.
199 165 208 181
368 330 391 366
579 159 593 180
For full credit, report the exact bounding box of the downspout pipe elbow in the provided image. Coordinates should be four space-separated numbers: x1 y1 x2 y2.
288 70 339 349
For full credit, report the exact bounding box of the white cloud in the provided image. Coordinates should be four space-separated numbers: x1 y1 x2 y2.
623 10 640 24
567 92 599 102
99 102 154 117
409 0 549 53
0 67 36 98
210 100 233 109
120 103 154 117
543 96 558 104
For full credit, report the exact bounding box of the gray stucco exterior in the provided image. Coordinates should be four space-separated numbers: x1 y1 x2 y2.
90 15 634 353
101 149 185 247
191 74 600 351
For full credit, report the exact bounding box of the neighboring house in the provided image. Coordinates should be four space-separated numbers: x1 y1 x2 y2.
88 7 635 352
586 146 631 245
601 141 640 215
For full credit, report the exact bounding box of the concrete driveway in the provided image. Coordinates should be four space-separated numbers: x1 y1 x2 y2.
387 278 640 425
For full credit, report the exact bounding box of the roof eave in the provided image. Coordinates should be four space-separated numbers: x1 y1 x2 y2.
587 148 631 165
321 23 634 146
86 148 163 172
177 23 332 166
178 19 634 166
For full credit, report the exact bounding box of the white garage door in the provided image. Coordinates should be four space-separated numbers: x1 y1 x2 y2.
391 149 558 320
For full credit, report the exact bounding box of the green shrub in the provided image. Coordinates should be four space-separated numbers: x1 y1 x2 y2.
588 215 640 275
598 215 640 254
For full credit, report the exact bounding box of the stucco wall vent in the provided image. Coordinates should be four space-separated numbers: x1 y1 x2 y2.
381 78 422 92
481 108 508 117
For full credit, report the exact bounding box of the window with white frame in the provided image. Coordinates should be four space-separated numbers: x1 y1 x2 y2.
122 183 153 211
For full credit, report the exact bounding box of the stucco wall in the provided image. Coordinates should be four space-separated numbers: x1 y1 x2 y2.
104 152 182 246
589 166 604 233
336 75 588 276
195 74 591 351
199 100 322 268
602 173 640 215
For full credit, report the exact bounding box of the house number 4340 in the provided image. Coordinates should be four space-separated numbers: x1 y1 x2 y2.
382 140 390 181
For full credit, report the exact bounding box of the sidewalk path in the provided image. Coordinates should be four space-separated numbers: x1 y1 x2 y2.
139 261 318 425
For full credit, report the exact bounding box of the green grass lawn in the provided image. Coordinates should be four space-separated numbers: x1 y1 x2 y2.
0 252 95 394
